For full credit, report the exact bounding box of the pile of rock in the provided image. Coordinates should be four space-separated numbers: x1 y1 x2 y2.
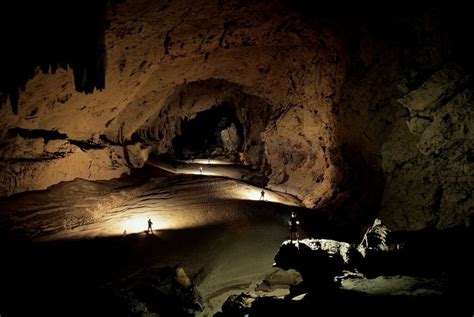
107 266 203 317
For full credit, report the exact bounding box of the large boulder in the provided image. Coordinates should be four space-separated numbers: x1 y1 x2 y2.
273 239 359 291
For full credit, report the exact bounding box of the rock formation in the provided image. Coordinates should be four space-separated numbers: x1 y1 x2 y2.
274 239 362 291
0 131 150 196
0 0 472 235
106 266 203 316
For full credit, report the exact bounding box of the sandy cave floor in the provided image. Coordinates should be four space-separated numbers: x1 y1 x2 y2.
0 164 305 315
0 164 453 316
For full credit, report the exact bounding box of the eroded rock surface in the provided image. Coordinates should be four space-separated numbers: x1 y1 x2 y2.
0 134 150 196
379 65 473 230
0 0 472 233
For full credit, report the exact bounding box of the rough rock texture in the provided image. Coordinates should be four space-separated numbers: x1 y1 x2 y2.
274 239 359 291
134 79 273 169
334 40 473 231
0 134 150 196
215 293 255 317
220 123 239 153
275 239 358 267
379 65 473 230
273 225 472 285
0 0 472 233
0 0 345 209
360 218 390 252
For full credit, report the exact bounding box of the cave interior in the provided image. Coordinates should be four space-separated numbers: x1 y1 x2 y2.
0 0 473 316
171 102 244 160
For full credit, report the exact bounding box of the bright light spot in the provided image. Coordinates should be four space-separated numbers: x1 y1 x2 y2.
237 187 263 201
112 209 208 236
121 217 149 234
182 159 236 165
230 185 301 206
117 213 182 235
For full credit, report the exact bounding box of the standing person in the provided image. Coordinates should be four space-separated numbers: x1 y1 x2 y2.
147 218 153 234
199 166 203 175
260 189 265 201
289 212 300 243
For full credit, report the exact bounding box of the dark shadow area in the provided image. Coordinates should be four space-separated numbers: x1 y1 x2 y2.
228 289 472 317
299 216 473 284
0 224 224 316
302 146 384 243
5 127 105 150
286 0 474 72
250 226 474 317
363 224 474 279
8 127 68 141
172 103 243 160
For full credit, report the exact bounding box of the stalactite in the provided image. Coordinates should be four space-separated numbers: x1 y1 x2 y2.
0 0 110 114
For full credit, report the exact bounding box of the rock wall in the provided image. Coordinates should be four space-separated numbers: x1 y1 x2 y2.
0 134 150 196
380 65 473 230
0 0 472 233
334 23 474 231
134 79 273 169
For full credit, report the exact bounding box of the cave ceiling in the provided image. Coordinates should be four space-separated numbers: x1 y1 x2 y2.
0 0 472 232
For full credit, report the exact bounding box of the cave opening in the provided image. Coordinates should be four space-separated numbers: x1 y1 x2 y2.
172 102 244 160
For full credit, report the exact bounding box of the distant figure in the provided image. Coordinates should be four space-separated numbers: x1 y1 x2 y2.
208 157 211 163
200 166 203 174
289 212 300 243
147 218 153 234
260 189 265 201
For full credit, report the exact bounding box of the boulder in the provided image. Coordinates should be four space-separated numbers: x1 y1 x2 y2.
273 239 356 291
214 293 254 317
110 266 203 317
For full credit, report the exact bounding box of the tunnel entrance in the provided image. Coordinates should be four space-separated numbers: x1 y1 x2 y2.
172 103 243 160
134 81 273 171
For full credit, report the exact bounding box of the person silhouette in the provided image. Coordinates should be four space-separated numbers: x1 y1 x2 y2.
260 190 265 201
289 212 300 244
199 166 203 174
147 218 153 234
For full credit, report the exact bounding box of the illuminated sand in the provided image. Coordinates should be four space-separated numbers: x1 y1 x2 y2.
0 169 303 315
0 174 300 240
0 169 455 316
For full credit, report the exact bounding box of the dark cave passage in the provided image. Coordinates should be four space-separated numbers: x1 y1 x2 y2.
133 80 273 174
172 102 244 160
